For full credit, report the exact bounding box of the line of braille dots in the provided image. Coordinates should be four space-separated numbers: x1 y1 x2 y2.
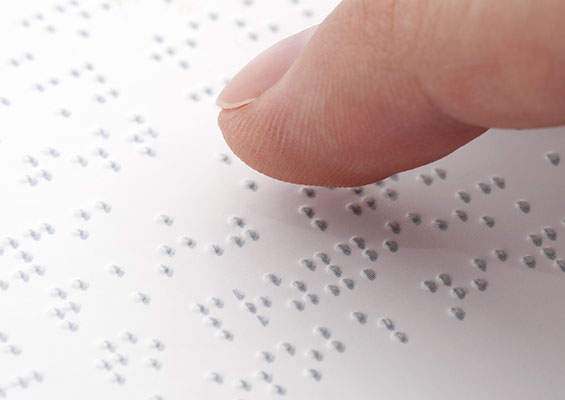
95 333 165 386
0 370 43 398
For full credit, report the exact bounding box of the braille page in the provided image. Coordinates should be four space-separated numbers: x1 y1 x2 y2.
0 1 564 400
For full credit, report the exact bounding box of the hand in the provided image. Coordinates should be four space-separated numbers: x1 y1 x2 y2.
217 0 565 187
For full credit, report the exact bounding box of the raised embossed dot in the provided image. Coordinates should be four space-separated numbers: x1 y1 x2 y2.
255 370 272 383
206 244 223 256
361 268 376 281
363 248 378 262
435 168 447 179
313 219 328 231
299 205 315 219
477 182 491 194
454 209 468 222
471 278 488 291
383 240 398 252
305 369 322 381
304 293 319 305
451 287 467 299
179 236 196 248
383 188 398 200
314 326 332 339
363 197 376 210
244 229 260 241
257 351 275 363
422 280 438 293
436 273 452 286
546 151 560 166
301 187 316 198
232 289 245 300
257 315 269 326
241 179 257 191
351 311 367 324
555 259 565 272
315 252 330 265
482 216 495 228
392 331 409 343
492 176 505 189
243 302 256 313
264 273 281 286
336 242 351 255
326 264 342 277
457 191 471 203
228 235 245 248
516 200 531 213
268 384 286 395
386 221 401 234
378 318 395 330
544 227 557 241
325 284 340 296
329 340 346 353
280 342 295 355
419 174 433 185
494 249 508 261
448 307 465 320
472 258 487 272
158 244 175 256
351 236 366 249
407 212 421 225
340 278 355 290
528 233 543 247
291 280 307 292
347 202 362 216
300 258 316 271
258 296 272 307
305 349 324 361
433 219 448 231
542 247 556 260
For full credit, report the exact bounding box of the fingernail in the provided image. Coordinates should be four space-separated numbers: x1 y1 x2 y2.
216 25 318 109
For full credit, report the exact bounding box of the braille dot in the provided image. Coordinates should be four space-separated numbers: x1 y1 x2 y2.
546 151 560 166
516 200 531 213
419 174 433 185
363 196 377 210
383 188 398 200
482 216 495 228
258 351 275 363
314 326 331 339
363 249 378 262
158 244 175 256
383 240 398 252
346 202 362 216
299 258 316 271
243 302 256 313
300 187 316 198
544 227 557 241
335 242 351 255
264 273 281 286
407 212 421 225
477 182 491 194
257 315 269 326
304 293 319 305
133 292 150 305
232 289 245 300
241 179 257 191
457 191 471 203
108 372 125 384
351 311 367 324
315 252 330 265
361 268 376 281
435 168 447 179
494 249 507 261
268 384 286 395
326 264 342 277
471 278 488 291
291 280 307 292
350 236 366 249
107 264 125 277
325 284 340 296
329 340 346 353
145 358 162 370
258 296 272 307
386 221 401 234
299 205 315 218
454 209 468 222
305 368 322 381
72 279 89 290
228 235 245 248
392 331 409 343
433 219 448 231
218 330 233 341
472 258 487 272
216 153 231 164
378 318 395 330
492 176 505 189
206 371 223 384
555 259 565 273
448 307 465 321
313 219 328 231
542 247 556 260
280 342 295 355
305 349 324 361
422 280 438 293
436 273 452 286
340 278 355 290
290 299 305 311
206 244 223 256
179 236 196 248
244 229 260 241
255 370 272 383
450 287 467 299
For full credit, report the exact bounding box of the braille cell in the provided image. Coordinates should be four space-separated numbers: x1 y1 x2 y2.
335 243 351 255
448 307 465 321
516 200 531 213
361 268 376 281
436 273 452 286
326 264 342 277
546 151 560 166
383 240 398 252
471 278 488 291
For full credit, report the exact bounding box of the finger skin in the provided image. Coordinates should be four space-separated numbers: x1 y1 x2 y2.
219 0 565 187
